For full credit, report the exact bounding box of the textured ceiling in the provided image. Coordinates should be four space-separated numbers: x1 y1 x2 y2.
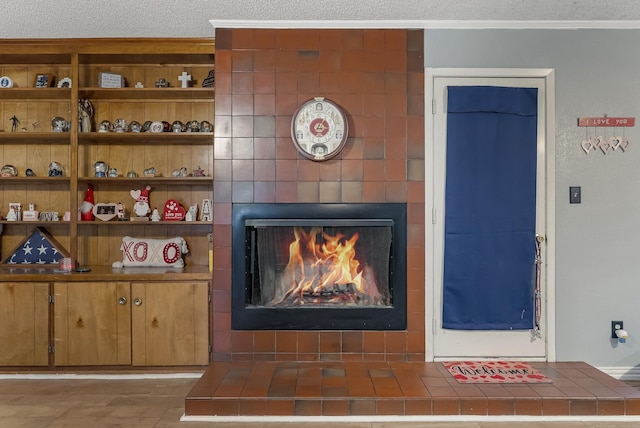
1 0 639 38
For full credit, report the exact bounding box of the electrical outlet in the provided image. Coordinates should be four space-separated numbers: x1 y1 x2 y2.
611 321 623 339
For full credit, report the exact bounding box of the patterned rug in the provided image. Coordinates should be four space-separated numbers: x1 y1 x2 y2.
443 361 553 384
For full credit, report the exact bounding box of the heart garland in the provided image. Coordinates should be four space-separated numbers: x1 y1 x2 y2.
581 135 630 154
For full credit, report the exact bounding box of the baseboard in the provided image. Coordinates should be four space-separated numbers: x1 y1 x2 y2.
598 366 640 380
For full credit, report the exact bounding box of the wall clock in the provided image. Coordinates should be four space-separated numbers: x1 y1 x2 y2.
291 97 348 161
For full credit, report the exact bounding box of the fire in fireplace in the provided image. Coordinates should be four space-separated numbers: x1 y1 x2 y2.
232 203 407 330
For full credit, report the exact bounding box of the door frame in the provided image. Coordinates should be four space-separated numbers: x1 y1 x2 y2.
424 68 556 362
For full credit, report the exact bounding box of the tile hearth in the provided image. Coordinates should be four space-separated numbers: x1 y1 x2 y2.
185 361 640 417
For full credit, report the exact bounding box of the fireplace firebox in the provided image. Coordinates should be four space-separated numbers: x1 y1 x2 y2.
232 203 407 330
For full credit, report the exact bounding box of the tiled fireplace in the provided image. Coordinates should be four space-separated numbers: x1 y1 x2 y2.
211 28 425 362
231 203 407 331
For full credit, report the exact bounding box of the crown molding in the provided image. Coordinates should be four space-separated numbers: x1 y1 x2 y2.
209 19 640 30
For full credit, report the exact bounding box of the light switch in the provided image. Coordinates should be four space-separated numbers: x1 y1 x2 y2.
570 186 581 204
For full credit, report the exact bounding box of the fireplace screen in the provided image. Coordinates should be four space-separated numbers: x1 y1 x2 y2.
248 222 392 308
232 203 407 330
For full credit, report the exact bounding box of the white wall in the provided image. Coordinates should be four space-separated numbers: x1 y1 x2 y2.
426 29 640 368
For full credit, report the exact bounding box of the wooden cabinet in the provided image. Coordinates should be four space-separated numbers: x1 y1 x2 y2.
0 38 215 368
131 282 209 366
0 282 49 366
53 281 131 366
54 280 209 367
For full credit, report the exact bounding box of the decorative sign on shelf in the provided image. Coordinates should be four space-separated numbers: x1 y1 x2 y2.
577 114 635 155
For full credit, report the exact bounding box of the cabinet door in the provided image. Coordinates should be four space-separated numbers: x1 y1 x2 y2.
54 282 131 366
131 281 209 366
0 282 49 366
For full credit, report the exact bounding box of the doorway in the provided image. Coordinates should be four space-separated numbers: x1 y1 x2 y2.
425 69 556 361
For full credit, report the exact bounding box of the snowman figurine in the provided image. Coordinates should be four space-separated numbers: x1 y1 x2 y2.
131 186 151 218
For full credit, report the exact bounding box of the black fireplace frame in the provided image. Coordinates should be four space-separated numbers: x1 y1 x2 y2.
231 203 407 330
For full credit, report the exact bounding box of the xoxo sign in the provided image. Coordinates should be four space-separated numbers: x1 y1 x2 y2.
119 236 189 268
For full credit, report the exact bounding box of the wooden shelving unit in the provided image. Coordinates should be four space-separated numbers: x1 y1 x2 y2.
0 38 214 368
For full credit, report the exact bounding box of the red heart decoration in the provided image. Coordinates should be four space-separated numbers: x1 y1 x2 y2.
163 199 186 221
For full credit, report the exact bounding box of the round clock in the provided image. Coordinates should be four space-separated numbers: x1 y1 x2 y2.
291 97 348 161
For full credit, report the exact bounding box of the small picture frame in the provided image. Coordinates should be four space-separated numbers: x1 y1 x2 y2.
99 72 125 88
8 202 22 220
35 75 50 88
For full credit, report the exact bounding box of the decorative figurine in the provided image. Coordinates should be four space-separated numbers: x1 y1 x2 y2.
129 121 142 133
172 121 185 132
185 204 198 222
131 186 151 220
155 78 169 88
135 82 144 88
108 168 118 177
99 120 112 133
1 165 17 177
126 171 138 178
200 199 212 222
200 121 212 132
193 166 205 177
78 99 94 133
163 198 186 221
143 167 156 177
186 120 200 133
10 115 19 132
6 207 18 221
178 71 192 88
113 118 127 133
48 162 63 177
25 168 35 176
57 77 72 88
23 203 39 221
151 207 161 221
94 161 109 178
0 76 14 88
80 183 95 221
202 69 215 88
117 202 126 220
51 117 68 132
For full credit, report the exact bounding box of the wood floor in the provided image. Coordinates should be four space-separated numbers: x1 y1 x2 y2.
1 373 640 427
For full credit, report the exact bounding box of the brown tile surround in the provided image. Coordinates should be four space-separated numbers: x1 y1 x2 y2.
185 361 640 417
212 28 425 362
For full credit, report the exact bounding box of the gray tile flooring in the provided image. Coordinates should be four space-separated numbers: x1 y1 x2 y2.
0 376 640 427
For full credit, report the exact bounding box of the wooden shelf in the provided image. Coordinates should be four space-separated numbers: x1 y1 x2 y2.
76 220 211 226
78 132 213 145
0 221 69 226
0 264 212 282
79 87 214 101
77 176 211 185
0 177 70 185
0 88 71 100
0 132 71 144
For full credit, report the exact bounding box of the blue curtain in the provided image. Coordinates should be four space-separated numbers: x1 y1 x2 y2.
442 86 538 330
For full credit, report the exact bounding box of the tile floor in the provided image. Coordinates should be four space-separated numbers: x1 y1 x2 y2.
0 370 639 427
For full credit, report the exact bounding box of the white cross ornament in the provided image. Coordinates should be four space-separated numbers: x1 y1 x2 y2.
178 71 192 88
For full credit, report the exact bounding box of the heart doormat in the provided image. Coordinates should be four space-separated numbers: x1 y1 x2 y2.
443 361 552 384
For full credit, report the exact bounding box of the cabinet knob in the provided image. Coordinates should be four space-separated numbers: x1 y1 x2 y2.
134 297 143 306
118 296 127 305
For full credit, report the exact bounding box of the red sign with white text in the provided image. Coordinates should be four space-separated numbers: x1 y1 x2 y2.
578 117 635 127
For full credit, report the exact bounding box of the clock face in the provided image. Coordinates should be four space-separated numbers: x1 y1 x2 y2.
291 97 348 161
